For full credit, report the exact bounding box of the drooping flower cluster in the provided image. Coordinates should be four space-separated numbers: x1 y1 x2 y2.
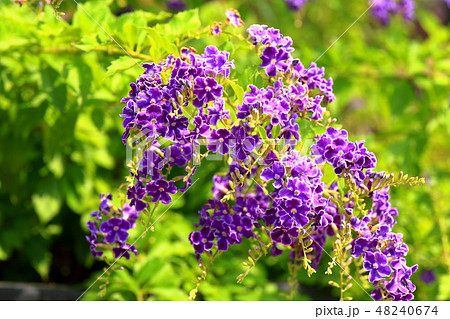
87 43 239 258
86 10 420 301
187 24 338 262
310 128 417 300
86 194 139 260
350 188 418 300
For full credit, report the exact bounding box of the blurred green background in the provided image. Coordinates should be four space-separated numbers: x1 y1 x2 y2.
0 0 449 300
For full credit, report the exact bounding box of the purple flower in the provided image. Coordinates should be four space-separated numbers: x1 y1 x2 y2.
229 125 256 162
280 198 309 227
138 149 164 179
164 114 189 140
146 179 177 204
278 178 311 200
87 221 98 239
225 9 244 28
201 46 235 78
284 0 309 11
244 85 273 105
420 269 436 285
188 115 211 140
207 128 233 155
90 193 113 220
164 143 191 167
122 203 139 227
112 243 138 260
232 197 260 219
210 22 223 37
247 24 268 45
193 77 223 108
261 162 286 188
271 225 298 246
167 0 186 12
351 237 378 257
120 99 136 128
127 181 147 212
136 87 162 108
212 218 239 251
136 105 165 138
207 99 231 126
89 242 103 258
311 127 377 179
232 214 254 239
363 251 392 282
259 46 290 77
100 218 131 244
385 262 418 299
189 228 215 256
369 0 415 25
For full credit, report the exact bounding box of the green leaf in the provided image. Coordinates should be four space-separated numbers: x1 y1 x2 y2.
257 126 268 140
438 274 450 300
47 153 65 178
43 109 78 158
271 124 281 138
24 235 52 280
389 80 414 117
154 9 201 42
32 193 62 224
0 37 29 52
73 35 99 52
322 163 336 185
145 27 179 61
72 0 114 36
228 80 245 102
105 56 141 78
362 196 374 212
40 65 67 112
337 178 347 197
0 246 8 261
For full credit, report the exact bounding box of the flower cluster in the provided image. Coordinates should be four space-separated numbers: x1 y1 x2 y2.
86 194 139 260
310 128 417 299
369 0 415 24
87 43 238 258
311 127 377 181
350 189 418 300
187 24 338 263
86 10 420 301
283 0 416 24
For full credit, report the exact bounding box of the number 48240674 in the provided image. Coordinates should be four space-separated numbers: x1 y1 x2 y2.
376 305 438 316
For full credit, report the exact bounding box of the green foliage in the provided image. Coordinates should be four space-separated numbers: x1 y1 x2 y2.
1 0 448 301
